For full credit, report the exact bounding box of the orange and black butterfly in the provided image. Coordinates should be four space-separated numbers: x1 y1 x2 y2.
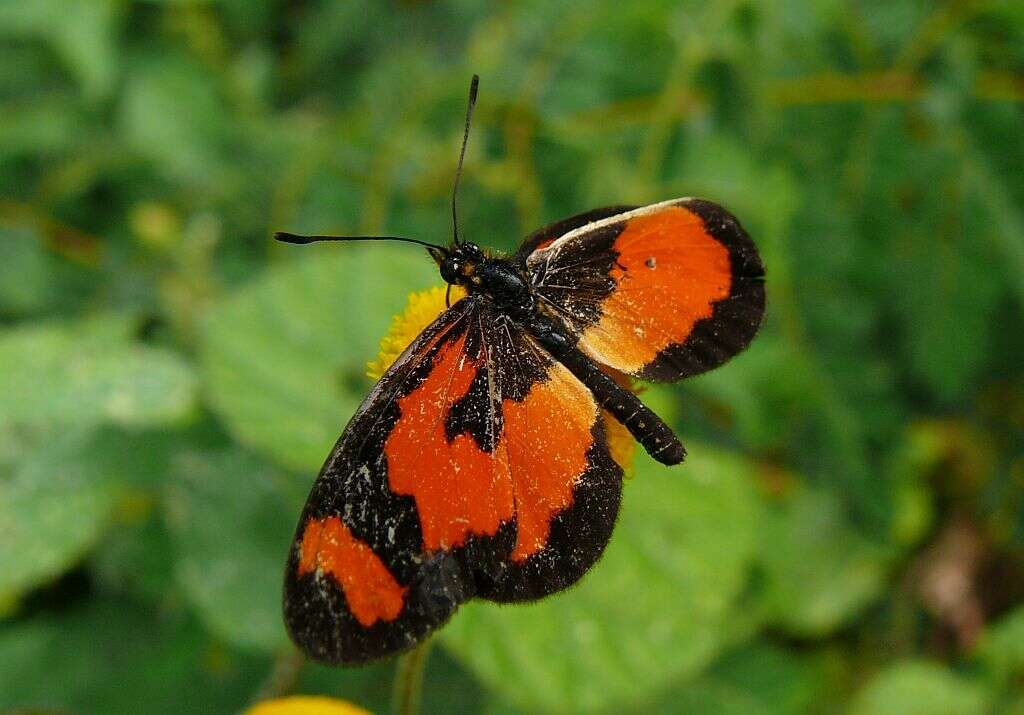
276 76 765 665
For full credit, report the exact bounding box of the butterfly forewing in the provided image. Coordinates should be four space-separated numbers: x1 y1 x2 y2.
284 299 477 664
515 205 634 260
525 198 765 382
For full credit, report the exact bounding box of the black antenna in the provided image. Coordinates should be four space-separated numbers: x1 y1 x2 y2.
274 232 447 253
452 74 479 246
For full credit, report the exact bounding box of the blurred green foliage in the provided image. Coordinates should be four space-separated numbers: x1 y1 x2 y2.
1 1 1023 713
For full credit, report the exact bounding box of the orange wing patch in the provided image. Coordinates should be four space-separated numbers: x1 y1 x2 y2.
384 331 600 561
385 332 515 551
503 361 597 561
298 516 407 627
531 237 556 252
579 206 731 373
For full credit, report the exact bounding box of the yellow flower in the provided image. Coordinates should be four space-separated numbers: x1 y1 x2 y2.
367 286 637 473
366 285 466 380
245 695 372 715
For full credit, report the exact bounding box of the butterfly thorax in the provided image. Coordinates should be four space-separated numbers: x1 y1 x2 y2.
436 242 536 316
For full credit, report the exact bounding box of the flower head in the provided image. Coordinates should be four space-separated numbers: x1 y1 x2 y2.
366 285 466 380
245 695 371 715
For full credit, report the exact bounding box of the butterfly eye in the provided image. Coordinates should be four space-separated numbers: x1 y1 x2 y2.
440 258 462 284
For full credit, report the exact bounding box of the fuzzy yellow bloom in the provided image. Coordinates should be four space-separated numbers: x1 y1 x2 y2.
366 285 467 380
245 695 372 715
366 286 636 472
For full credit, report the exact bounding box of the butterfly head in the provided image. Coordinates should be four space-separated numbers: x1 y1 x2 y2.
433 242 485 288
432 241 534 313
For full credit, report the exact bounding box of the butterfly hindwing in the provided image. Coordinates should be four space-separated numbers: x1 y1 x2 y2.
525 198 765 381
472 329 623 602
284 297 623 664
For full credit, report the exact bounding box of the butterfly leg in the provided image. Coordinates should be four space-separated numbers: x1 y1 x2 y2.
527 315 686 465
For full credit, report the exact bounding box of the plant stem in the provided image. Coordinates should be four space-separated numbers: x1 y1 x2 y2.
252 646 306 704
391 640 433 715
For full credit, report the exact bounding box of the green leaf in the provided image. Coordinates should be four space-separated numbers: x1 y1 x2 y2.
47 0 121 100
758 488 891 637
0 225 55 315
0 315 198 433
1000 697 1024 715
883 423 946 548
0 93 82 157
649 681 772 715
0 426 182 605
82 428 183 605
0 429 118 601
859 112 1005 404
641 640 830 715
848 661 989 715
974 605 1024 685
163 447 306 653
91 508 178 606
0 0 121 99
441 445 762 713
200 245 438 473
707 641 831 715
962 126 1024 313
120 56 233 185
0 598 265 714
892 226 1001 402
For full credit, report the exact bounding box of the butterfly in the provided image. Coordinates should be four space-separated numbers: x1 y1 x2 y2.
275 76 765 665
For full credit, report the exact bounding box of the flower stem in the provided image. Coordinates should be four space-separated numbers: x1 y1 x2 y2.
252 646 305 704
391 639 433 715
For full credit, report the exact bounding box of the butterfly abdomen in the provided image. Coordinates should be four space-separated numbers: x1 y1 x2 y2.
524 312 686 466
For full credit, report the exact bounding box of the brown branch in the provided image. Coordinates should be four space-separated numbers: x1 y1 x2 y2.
767 71 922 106
250 647 306 705
976 71 1024 103
391 640 433 715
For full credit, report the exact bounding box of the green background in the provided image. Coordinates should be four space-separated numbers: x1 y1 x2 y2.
2 1 1023 713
